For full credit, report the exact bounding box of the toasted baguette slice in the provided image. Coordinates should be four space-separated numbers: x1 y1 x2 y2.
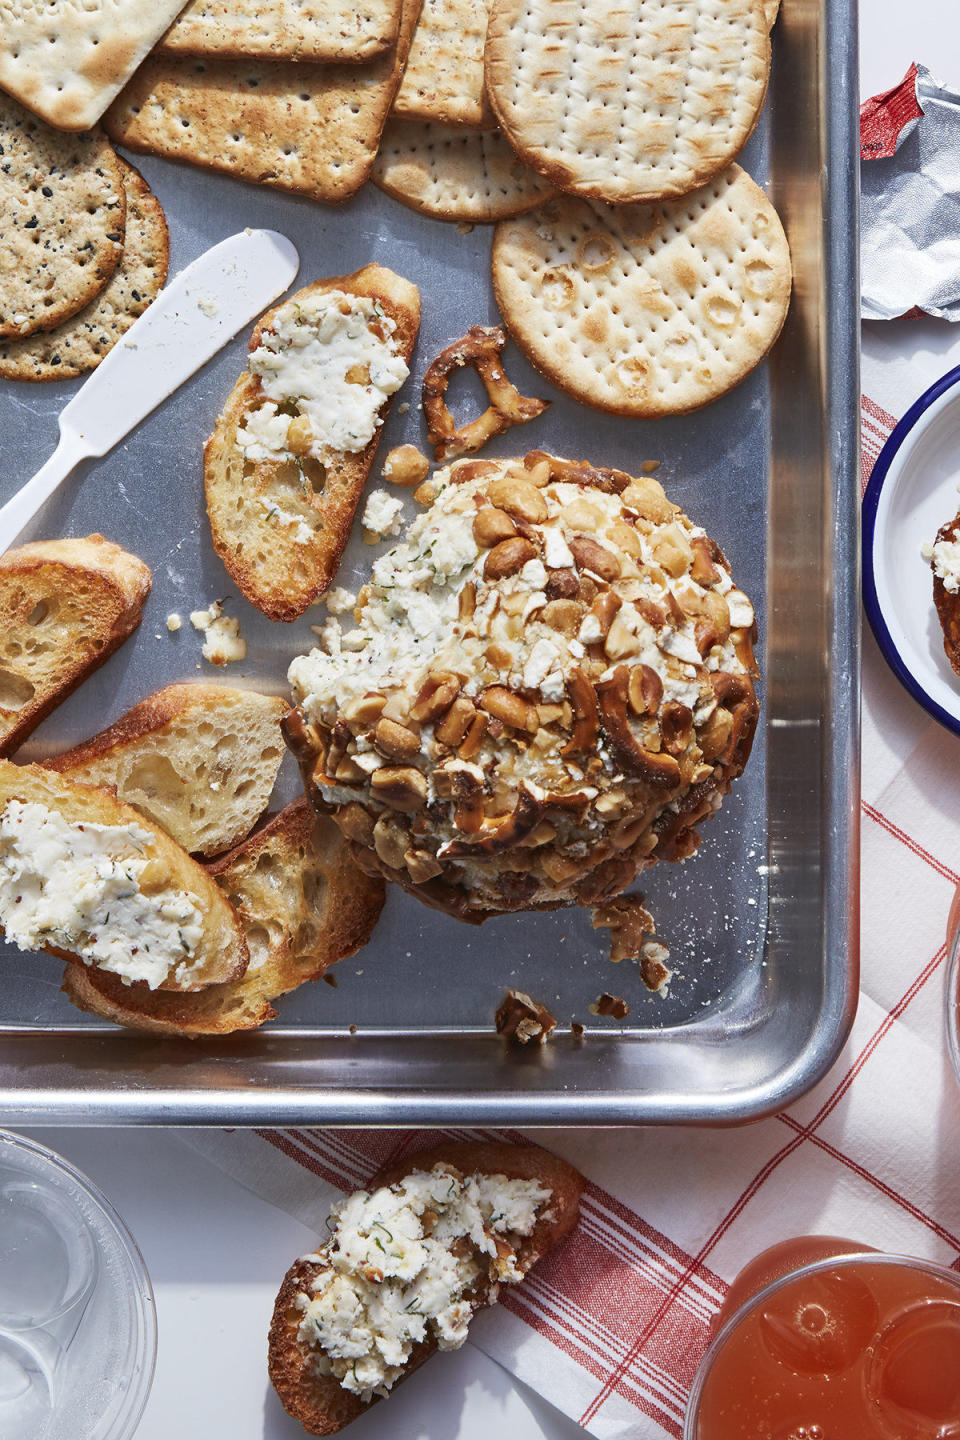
931 511 960 677
204 265 421 622
61 799 385 1035
0 761 247 991
43 683 289 857
0 535 151 758
269 1140 584 1435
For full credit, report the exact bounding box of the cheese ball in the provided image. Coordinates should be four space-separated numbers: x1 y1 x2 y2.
287 451 758 922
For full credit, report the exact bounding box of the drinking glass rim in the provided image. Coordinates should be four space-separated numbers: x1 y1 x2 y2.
683 1249 960 1438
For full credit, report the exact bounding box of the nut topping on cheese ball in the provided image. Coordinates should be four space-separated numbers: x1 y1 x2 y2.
286 452 758 922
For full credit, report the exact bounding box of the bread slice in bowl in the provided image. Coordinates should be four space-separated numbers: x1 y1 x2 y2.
204 264 421 621
0 534 151 757
268 1140 584 1435
61 799 385 1035
44 682 289 857
0 761 247 991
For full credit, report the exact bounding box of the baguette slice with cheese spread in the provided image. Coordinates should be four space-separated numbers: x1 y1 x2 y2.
61 799 385 1035
204 264 421 622
268 1140 584 1435
0 535 151 758
43 682 289 857
0 761 248 991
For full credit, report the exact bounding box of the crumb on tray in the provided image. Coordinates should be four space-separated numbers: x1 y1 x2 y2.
495 988 557 1046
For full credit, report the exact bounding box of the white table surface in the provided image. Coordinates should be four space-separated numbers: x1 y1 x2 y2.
16 5 960 1439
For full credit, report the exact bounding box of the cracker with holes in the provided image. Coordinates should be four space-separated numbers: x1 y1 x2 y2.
491 165 791 418
104 0 421 204
393 0 495 128
423 326 548 460
204 265 420 622
0 161 168 382
372 120 555 222
157 0 403 64
0 0 195 130
0 96 126 341
485 0 770 205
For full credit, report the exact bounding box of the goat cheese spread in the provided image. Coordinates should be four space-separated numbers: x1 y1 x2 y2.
0 800 204 988
925 535 960 594
236 291 409 461
295 1164 552 1401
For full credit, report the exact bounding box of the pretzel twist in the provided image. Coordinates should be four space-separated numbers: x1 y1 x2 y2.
422 325 549 462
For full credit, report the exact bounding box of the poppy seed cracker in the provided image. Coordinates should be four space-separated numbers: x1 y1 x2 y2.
0 161 169 382
0 96 126 341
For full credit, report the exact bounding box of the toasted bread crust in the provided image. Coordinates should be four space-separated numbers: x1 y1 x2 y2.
0 760 248 991
44 682 289 856
268 1140 584 1435
204 265 420 621
0 535 151 757
61 800 385 1034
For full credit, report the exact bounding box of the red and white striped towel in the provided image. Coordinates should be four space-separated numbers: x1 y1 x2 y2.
184 437 960 1433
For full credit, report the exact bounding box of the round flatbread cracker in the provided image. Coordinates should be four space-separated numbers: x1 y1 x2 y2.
0 96 126 341
485 0 770 205
491 164 791 418
0 162 169 382
372 120 556 222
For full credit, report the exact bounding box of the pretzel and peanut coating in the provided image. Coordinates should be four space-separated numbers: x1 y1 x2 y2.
287 452 758 922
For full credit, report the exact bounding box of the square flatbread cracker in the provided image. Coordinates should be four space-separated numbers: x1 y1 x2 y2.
485 0 770 204
0 96 126 340
0 161 168 381
0 0 195 130
393 0 495 129
157 0 403 64
491 165 791 417
105 0 421 203
373 120 554 221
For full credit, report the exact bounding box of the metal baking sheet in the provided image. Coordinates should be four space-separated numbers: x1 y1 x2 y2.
0 0 859 1125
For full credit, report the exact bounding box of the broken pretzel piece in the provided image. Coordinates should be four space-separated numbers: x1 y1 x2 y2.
590 993 631 1020
591 895 655 964
496 988 557 1045
423 325 549 462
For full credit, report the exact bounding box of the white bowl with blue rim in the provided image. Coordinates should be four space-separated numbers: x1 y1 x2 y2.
863 363 960 734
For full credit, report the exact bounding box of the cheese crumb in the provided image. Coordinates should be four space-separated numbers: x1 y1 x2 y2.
190 601 247 666
324 587 357 615
361 489 405 542
166 612 182 632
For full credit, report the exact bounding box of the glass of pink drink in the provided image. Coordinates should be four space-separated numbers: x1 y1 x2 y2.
684 1237 960 1440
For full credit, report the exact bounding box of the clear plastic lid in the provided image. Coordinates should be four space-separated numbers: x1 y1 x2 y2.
0 1131 157 1440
